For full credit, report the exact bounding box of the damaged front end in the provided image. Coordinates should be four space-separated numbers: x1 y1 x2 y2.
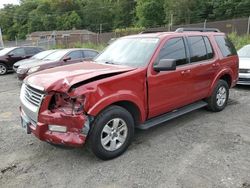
20 83 92 147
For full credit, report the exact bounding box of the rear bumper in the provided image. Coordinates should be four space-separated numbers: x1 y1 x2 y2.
20 107 89 147
238 73 250 85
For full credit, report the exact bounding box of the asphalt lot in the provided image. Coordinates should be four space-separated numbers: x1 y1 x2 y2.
0 73 250 188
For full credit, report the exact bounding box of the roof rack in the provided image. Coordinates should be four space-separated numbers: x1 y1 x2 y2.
140 30 166 34
175 28 220 33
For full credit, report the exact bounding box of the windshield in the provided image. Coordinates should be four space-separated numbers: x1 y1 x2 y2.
43 50 68 61
238 45 250 58
32 50 56 60
0 48 15 56
95 37 159 67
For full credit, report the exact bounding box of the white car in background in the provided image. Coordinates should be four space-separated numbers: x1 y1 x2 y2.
238 45 250 85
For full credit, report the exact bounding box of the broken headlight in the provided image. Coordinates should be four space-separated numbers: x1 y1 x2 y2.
49 93 85 115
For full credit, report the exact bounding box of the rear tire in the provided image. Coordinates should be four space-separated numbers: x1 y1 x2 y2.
88 105 134 160
0 63 7 75
206 80 229 112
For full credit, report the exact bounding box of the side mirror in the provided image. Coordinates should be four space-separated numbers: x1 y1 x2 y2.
153 59 176 72
8 53 14 57
63 56 71 62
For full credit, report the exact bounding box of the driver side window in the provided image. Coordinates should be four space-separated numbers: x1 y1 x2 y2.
11 48 26 57
157 37 188 66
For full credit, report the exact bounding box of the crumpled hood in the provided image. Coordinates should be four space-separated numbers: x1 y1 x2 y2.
25 61 136 92
239 57 250 69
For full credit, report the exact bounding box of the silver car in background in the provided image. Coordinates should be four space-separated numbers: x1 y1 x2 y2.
238 45 250 85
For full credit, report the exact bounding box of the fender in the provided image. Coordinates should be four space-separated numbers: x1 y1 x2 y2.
87 92 146 122
208 68 233 96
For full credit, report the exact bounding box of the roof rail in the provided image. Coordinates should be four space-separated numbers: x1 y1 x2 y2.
175 28 220 33
140 30 166 34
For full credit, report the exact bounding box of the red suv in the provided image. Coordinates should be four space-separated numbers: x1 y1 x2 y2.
20 28 239 160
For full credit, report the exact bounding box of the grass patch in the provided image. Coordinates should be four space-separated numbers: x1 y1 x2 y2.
228 33 250 50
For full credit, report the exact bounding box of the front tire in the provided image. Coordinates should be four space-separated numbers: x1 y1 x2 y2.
206 79 229 112
0 63 7 75
88 105 134 160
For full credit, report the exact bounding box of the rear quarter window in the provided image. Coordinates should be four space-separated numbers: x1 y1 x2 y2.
215 35 237 57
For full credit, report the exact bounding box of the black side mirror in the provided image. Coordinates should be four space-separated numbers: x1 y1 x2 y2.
8 53 14 57
63 56 71 62
153 59 176 72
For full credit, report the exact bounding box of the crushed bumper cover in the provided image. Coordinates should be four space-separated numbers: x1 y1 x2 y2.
20 108 89 147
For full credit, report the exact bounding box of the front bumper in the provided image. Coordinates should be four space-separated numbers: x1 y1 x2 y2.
238 73 250 85
17 73 27 80
20 107 89 147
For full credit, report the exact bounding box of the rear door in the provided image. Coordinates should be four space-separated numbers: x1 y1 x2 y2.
186 36 219 101
147 37 193 118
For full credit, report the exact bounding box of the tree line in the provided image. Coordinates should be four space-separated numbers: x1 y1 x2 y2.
0 0 250 40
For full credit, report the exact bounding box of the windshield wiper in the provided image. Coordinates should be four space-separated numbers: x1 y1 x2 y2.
104 61 116 65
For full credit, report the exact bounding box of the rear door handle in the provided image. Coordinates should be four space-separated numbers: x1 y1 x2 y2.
181 69 191 75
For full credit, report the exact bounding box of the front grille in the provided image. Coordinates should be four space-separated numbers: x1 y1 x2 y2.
239 69 250 73
23 84 44 107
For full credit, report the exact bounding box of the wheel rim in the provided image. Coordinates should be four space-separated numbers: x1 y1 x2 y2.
101 118 128 151
216 86 227 107
0 65 6 75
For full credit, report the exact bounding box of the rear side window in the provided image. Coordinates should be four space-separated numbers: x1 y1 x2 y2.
215 35 237 57
158 37 187 66
25 47 36 55
188 36 207 62
84 50 98 58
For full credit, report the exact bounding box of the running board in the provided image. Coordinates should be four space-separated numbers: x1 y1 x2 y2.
137 101 208 130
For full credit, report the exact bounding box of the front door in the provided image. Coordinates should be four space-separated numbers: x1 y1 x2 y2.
62 50 83 65
147 37 193 118
7 48 26 67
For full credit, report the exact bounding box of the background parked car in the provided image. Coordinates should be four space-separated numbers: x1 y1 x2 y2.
0 46 44 75
238 45 250 85
13 50 57 72
17 48 99 80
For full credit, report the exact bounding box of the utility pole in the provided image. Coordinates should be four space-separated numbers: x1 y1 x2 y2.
204 19 207 29
247 16 250 35
99 24 102 34
168 13 173 31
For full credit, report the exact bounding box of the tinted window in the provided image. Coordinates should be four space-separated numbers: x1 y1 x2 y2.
84 50 98 58
25 47 37 55
204 37 214 59
158 37 187 66
68 51 83 60
215 35 237 57
188 36 207 62
11 48 26 56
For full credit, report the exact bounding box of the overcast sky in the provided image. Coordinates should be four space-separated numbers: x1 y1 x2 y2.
0 0 20 8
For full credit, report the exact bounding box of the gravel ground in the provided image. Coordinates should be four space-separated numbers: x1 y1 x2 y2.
0 73 250 188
